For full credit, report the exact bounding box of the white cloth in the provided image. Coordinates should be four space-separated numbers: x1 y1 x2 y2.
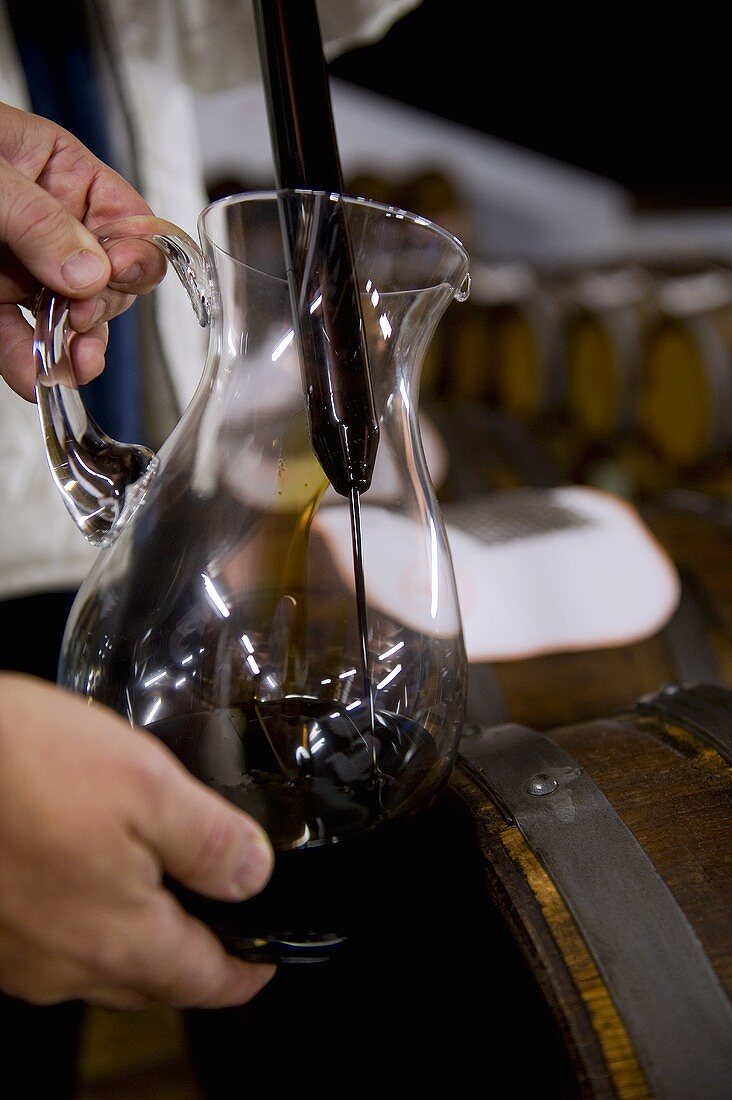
313 487 681 660
446 487 680 660
0 0 421 601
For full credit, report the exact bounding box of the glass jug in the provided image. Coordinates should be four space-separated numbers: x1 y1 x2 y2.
34 190 471 958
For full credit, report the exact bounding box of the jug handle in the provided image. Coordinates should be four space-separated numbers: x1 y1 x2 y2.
33 216 211 546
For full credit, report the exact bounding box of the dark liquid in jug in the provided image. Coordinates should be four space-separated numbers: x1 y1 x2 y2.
148 700 436 840
151 699 437 961
140 489 449 961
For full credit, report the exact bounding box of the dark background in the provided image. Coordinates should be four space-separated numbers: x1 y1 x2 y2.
330 1 730 212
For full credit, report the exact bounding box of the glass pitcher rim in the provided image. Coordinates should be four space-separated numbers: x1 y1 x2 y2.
197 187 471 289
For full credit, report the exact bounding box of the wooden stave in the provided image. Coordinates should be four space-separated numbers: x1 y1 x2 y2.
452 685 732 1099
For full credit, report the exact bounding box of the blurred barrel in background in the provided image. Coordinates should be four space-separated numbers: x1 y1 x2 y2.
426 260 537 404
490 272 572 425
641 264 732 472
565 265 654 444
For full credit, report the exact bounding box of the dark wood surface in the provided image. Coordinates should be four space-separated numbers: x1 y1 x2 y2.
452 704 732 1098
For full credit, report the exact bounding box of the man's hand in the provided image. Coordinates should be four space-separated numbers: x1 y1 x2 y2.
0 101 167 400
0 673 275 1009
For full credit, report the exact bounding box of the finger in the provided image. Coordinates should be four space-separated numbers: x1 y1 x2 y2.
0 903 275 1012
68 289 135 332
0 156 110 296
32 241 165 334
68 323 109 385
0 305 111 399
0 303 35 400
85 953 276 1012
103 237 167 295
65 240 167 331
122 896 276 1009
69 893 276 1010
0 931 145 1010
131 733 275 902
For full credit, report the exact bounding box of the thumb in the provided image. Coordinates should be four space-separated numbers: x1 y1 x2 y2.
133 732 275 902
0 156 110 295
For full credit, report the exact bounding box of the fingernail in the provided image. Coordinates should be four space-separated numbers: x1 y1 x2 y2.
115 262 143 285
232 835 273 898
91 299 107 325
61 249 108 289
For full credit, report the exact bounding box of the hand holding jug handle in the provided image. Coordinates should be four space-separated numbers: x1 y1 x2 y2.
34 216 211 547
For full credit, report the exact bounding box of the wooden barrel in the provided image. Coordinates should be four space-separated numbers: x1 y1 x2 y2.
454 682 732 1099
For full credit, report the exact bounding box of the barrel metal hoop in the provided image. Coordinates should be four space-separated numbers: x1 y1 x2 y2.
636 681 732 764
458 723 732 1100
